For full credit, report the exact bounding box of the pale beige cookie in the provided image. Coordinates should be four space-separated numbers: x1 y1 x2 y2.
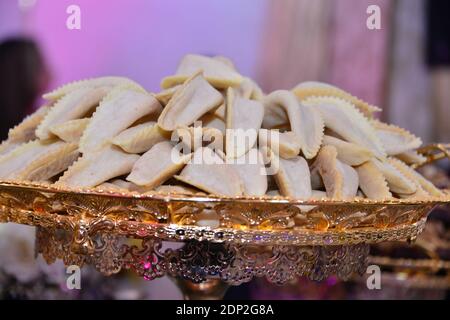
109 179 136 190
199 113 226 134
0 141 47 178
43 76 142 101
56 145 139 188
262 97 290 129
371 119 422 156
16 144 79 181
266 190 281 197
173 126 223 153
264 147 312 199
174 126 206 152
387 158 443 197
236 77 264 100
212 103 226 120
0 140 79 181
95 182 126 192
303 96 386 159
158 73 223 131
292 81 381 118
112 122 168 154
0 141 22 157
386 159 430 198
225 88 264 158
0 140 59 178
97 179 183 194
100 179 155 193
8 106 50 143
36 87 110 140
161 54 243 89
371 158 416 195
258 129 301 159
127 141 192 189
322 135 373 166
49 118 90 143
311 146 359 199
311 190 327 199
395 150 427 166
229 148 267 196
213 55 236 69
154 85 181 105
174 147 243 197
80 86 162 153
263 90 324 159
337 162 359 199
355 160 392 200
154 184 201 195
310 169 324 190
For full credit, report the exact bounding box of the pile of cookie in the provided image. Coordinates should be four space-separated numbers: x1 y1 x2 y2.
0 54 444 200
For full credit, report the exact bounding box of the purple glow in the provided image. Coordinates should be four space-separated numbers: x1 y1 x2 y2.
326 276 338 286
1 0 268 92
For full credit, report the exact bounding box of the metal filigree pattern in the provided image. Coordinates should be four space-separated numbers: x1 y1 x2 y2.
36 227 86 267
164 241 236 283
35 228 370 285
121 239 166 281
0 200 428 247
414 143 450 169
0 181 446 287
1 181 448 233
0 182 442 246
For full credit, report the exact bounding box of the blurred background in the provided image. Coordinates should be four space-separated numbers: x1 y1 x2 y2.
0 0 449 300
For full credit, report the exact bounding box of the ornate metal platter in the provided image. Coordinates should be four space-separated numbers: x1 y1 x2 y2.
35 228 371 286
0 181 446 247
0 143 449 298
0 180 447 292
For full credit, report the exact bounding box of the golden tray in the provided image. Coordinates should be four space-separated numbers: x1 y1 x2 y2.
1 144 449 247
0 144 449 296
2 181 446 291
0 180 448 247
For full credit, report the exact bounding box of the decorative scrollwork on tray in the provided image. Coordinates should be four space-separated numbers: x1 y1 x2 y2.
0 181 446 286
35 227 370 285
0 182 440 246
2 202 429 247
121 238 166 281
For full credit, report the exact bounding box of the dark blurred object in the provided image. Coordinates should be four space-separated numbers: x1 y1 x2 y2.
426 0 450 67
249 277 347 300
426 1 450 143
0 38 48 140
224 281 252 300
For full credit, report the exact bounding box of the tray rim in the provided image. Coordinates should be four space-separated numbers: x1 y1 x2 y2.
2 206 428 246
0 181 441 246
1 180 449 206
0 201 430 246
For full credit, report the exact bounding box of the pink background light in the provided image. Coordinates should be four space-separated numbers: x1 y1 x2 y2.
1 0 268 92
